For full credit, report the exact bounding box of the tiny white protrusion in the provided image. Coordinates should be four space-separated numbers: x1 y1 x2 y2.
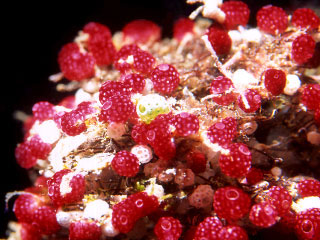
292 196 320 213
31 120 61 144
102 214 120 237
242 28 262 43
142 78 154 95
284 74 301 96
228 30 242 44
74 153 114 173
60 172 78 196
83 199 110 220
75 89 92 105
48 133 88 172
232 69 259 93
131 145 153 164
56 210 83 228
145 182 164 199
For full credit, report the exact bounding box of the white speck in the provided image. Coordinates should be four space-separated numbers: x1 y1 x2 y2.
74 153 114 173
60 172 78 196
83 199 110 220
189 0 225 23
284 74 301 96
232 69 259 93
165 168 177 175
158 64 169 71
75 89 92 105
56 210 83 228
30 120 61 144
292 196 320 213
142 78 154 94
102 213 119 237
145 182 164 199
228 30 242 44
131 145 153 164
242 28 262 43
48 133 88 172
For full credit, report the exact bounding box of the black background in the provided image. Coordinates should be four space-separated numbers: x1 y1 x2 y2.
2 0 319 238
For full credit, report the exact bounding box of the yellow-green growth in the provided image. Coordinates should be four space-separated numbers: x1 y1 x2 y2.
136 94 170 123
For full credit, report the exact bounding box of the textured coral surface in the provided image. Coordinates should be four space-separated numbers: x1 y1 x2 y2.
3 0 320 239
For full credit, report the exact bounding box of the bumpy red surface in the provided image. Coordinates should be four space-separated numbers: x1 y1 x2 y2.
153 139 176 161
60 110 87 136
114 44 140 73
298 179 320 197
249 202 278 228
218 225 248 240
32 101 56 122
112 200 137 233
83 22 116 66
99 95 134 123
295 208 320 240
237 89 261 113
213 186 251 221
47 169 86 206
127 192 159 218
266 186 292 216
131 123 149 145
207 117 237 146
14 194 39 223
144 115 176 160
292 34 316 65
154 217 182 240
32 206 60 234
151 64 180 94
99 81 132 105
219 143 252 178
256 5 288 35
146 115 172 146
221 1 250 30
28 135 51 159
69 220 101 240
58 42 96 81
122 19 161 44
194 217 223 240
20 223 41 240
291 8 320 31
264 68 287 96
173 18 195 42
207 24 232 55
122 73 146 93
133 49 156 75
173 112 199 136
210 76 236 106
112 192 158 233
83 22 112 39
301 83 320 111
76 101 96 117
111 150 139 177
15 142 38 169
114 44 156 74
